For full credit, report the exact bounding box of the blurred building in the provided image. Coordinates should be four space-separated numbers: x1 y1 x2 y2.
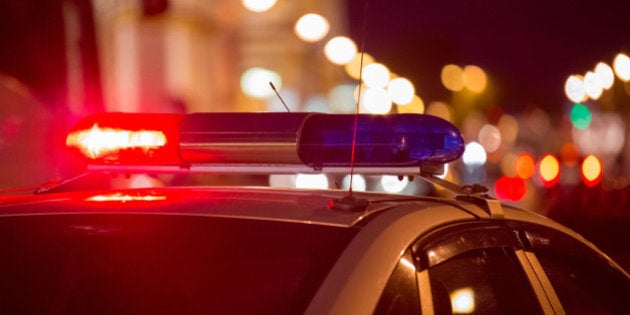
92 0 349 113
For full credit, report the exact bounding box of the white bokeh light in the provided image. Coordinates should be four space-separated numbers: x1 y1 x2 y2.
295 174 329 189
387 77 415 105
362 63 390 89
613 53 630 81
595 62 615 90
380 175 409 193
241 67 281 98
462 142 487 166
324 37 357 65
294 14 329 42
341 174 367 191
564 75 586 103
242 0 277 12
583 71 603 100
363 88 392 114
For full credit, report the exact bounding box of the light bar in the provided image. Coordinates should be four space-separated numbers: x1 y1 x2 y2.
66 112 465 173
298 114 464 167
66 113 184 165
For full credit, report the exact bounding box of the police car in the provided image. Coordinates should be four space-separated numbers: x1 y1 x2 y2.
1 112 629 314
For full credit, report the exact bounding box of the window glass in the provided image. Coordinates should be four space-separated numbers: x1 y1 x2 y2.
526 229 630 313
374 251 420 315
428 248 542 314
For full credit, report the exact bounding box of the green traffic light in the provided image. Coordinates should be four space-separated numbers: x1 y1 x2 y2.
570 103 591 130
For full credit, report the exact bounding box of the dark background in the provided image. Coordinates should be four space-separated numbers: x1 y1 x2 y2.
347 0 630 114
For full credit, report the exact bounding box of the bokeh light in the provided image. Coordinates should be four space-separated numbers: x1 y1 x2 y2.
363 88 392 114
341 174 367 191
380 175 409 193
295 174 329 189
388 77 415 105
242 0 277 12
441 64 464 92
463 65 487 93
564 75 586 103
583 71 603 100
495 176 526 201
560 142 580 166
426 101 452 122
344 52 375 80
569 103 591 130
240 67 281 98
478 124 501 153
294 13 329 42
328 84 356 113
396 95 425 114
362 63 390 89
613 53 630 81
594 62 615 89
573 112 625 157
581 155 602 187
538 154 560 187
462 142 487 167
515 153 536 179
497 114 518 145
324 36 357 65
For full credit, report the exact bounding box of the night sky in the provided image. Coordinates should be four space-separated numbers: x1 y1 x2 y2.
346 0 630 114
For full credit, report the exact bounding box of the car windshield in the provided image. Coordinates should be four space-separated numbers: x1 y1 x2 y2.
0 214 357 314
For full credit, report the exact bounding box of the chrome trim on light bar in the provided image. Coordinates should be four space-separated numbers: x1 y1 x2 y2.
87 164 423 175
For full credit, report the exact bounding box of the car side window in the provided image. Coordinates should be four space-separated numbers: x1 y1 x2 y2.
525 229 630 314
374 250 421 315
427 247 542 314
414 223 542 314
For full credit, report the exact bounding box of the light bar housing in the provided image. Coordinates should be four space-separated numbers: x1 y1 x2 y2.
66 112 465 175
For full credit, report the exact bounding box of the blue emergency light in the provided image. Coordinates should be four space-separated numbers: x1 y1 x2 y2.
66 112 465 175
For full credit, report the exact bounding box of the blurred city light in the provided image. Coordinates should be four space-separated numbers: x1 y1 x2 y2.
328 84 356 113
344 52 375 79
380 175 409 193
495 176 526 201
613 53 630 81
594 62 615 89
387 77 415 105
441 64 465 92
463 65 487 93
396 95 425 114
324 36 357 65
363 87 392 114
462 142 487 167
294 14 330 42
564 75 587 103
242 0 277 12
240 67 281 98
426 101 452 122
295 174 329 189
569 103 591 130
515 153 536 179
560 142 580 166
538 154 560 187
583 71 603 100
478 124 501 153
573 112 625 157
362 63 390 89
581 155 602 187
341 174 367 191
497 114 518 145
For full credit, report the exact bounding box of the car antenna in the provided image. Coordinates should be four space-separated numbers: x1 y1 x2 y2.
269 82 291 112
328 0 370 212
